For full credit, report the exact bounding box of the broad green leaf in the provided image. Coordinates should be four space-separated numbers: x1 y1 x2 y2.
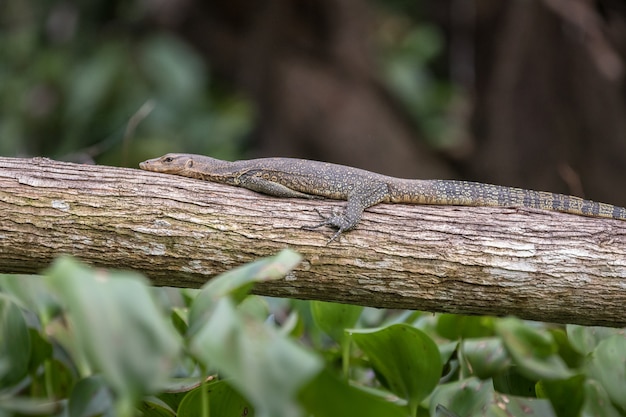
567 325 625 355
350 324 442 415
299 368 405 417
539 374 584 417
31 358 75 400
0 397 62 416
177 380 253 417
492 367 536 397
436 314 494 340
439 341 459 368
461 338 510 379
485 393 555 417
549 328 582 368
429 377 493 417
238 294 270 320
139 397 177 417
170 307 188 336
277 310 300 337
156 377 207 412
0 275 60 321
311 301 362 344
190 298 322 417
45 314 91 379
45 257 181 407
68 376 115 417
200 249 301 302
187 249 301 335
27 328 52 374
0 294 31 388
435 404 461 417
584 334 626 410
431 377 555 417
580 379 622 417
496 318 572 380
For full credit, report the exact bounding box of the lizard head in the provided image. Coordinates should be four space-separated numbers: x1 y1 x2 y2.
139 153 195 174
139 153 236 182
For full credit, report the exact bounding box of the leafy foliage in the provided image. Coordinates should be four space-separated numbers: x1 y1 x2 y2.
1 253 625 417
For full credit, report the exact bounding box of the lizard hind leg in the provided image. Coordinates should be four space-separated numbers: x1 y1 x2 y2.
303 183 388 244
302 208 348 244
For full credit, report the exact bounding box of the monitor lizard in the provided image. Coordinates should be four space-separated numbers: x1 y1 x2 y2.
139 153 626 243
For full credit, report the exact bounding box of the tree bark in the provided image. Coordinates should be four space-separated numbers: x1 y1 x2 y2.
1 156 625 327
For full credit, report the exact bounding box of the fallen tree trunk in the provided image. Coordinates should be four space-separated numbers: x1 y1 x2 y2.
1 156 625 327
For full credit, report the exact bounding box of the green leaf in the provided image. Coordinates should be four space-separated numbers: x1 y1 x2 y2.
238 295 271 321
187 249 301 336
310 301 362 379
139 397 177 417
496 318 572 380
435 404 461 417
311 301 362 344
549 328 582 368
429 377 493 417
567 325 625 355
431 377 555 417
492 366 536 397
484 393 555 417
32 358 75 400
170 307 188 336
539 374 584 417
584 334 626 410
201 249 301 302
580 379 623 417
190 298 322 417
156 377 205 412
0 274 60 321
461 338 510 379
177 380 253 417
68 376 115 417
27 328 53 375
436 315 494 340
299 368 405 417
45 257 181 407
350 324 442 415
0 397 62 416
0 294 31 388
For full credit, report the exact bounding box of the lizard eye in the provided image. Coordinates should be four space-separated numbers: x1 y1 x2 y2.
163 157 173 163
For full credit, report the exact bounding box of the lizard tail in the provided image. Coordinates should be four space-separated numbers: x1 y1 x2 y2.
389 180 626 221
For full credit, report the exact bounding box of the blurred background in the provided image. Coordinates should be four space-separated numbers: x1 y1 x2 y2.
2 0 626 205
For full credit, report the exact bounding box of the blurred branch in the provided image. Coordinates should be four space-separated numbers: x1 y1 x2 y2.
122 100 155 165
1 156 625 327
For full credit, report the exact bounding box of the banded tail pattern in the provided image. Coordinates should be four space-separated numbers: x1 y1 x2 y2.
390 180 626 221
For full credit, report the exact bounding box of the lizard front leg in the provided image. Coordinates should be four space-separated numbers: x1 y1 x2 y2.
238 174 319 199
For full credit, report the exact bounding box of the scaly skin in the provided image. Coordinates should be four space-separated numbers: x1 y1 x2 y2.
140 153 626 242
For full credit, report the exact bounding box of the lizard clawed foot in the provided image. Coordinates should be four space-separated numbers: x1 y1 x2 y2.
301 208 348 244
301 208 340 229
